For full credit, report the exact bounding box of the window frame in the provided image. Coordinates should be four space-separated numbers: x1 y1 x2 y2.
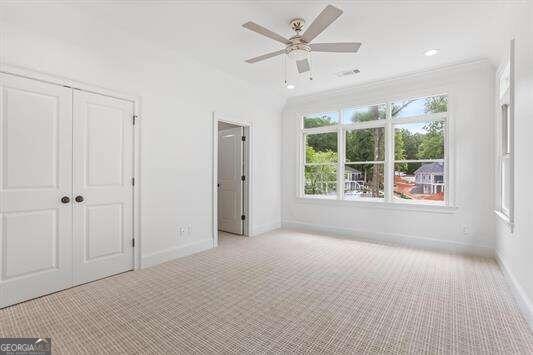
299 94 452 207
496 52 515 229
303 131 338 199
392 112 448 205
500 101 511 217
342 122 387 202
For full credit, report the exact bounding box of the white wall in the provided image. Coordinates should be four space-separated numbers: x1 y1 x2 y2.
0 22 283 267
495 2 533 328
282 61 495 255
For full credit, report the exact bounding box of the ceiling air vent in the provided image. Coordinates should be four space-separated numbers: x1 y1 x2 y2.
336 69 360 77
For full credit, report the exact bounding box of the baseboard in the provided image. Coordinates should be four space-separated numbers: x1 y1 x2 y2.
282 220 494 257
141 238 213 268
495 252 533 330
251 220 282 237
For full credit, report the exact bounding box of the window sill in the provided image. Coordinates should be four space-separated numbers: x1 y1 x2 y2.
494 210 515 233
296 196 458 214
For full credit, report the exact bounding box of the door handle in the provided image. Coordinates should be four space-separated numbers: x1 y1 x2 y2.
75 195 84 203
60 196 70 204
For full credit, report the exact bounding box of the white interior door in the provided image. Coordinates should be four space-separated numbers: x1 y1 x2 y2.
0 73 73 308
73 90 134 285
218 126 243 235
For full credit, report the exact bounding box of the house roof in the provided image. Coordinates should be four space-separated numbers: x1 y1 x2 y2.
345 166 362 174
414 162 444 175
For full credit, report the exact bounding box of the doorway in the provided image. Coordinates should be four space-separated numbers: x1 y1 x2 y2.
213 114 251 246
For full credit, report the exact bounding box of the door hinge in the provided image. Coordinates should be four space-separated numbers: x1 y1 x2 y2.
241 215 246 221
131 177 135 186
132 238 135 248
241 136 246 142
133 115 139 125
241 175 245 181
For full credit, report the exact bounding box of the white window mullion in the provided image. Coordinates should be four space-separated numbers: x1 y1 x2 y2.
393 159 445 164
443 112 450 206
338 126 345 200
302 126 339 134
385 102 393 203
390 112 446 124
341 120 387 131
299 132 306 197
508 39 515 227
346 160 386 165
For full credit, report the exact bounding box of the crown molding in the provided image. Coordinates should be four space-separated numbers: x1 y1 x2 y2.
285 58 493 110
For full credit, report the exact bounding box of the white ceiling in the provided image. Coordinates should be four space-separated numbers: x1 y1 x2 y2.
0 1 523 98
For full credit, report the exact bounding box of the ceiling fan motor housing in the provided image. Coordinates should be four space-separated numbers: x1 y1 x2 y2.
290 18 305 33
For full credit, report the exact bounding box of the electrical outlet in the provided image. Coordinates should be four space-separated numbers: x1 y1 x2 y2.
462 225 470 235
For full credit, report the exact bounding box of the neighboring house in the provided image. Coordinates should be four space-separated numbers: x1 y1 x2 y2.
413 162 444 194
345 166 364 192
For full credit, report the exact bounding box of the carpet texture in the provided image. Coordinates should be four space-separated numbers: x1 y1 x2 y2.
0 229 532 354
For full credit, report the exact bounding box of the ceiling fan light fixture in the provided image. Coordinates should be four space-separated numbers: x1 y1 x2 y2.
287 44 311 60
287 49 309 61
286 43 311 61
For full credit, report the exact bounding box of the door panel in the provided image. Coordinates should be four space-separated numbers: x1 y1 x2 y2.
4 87 58 189
0 73 73 308
85 204 123 261
73 90 133 285
3 210 58 279
218 127 243 235
86 104 124 186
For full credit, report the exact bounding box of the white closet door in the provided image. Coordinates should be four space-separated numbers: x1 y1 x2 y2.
72 90 134 285
0 73 73 308
218 127 244 235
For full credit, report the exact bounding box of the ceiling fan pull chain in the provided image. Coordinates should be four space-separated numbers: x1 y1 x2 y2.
309 53 314 81
283 52 287 86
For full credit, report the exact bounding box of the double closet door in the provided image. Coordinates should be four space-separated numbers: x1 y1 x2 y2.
0 73 134 308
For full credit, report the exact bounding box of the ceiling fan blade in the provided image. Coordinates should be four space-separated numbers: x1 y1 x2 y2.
242 21 291 45
302 5 343 43
245 49 286 63
296 58 310 74
311 42 361 53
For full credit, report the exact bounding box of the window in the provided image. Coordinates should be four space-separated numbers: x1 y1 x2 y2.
303 112 339 129
498 58 513 220
300 95 449 205
393 96 448 204
344 127 385 200
501 103 511 215
342 104 386 124
304 132 337 198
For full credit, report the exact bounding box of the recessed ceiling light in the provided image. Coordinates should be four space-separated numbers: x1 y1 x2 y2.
286 84 295 90
424 49 439 57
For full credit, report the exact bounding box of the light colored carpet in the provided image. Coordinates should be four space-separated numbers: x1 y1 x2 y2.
1 229 532 354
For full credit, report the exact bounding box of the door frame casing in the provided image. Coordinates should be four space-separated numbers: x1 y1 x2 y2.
0 64 142 270
212 112 253 246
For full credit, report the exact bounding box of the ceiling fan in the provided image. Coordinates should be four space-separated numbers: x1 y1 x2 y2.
243 4 361 75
